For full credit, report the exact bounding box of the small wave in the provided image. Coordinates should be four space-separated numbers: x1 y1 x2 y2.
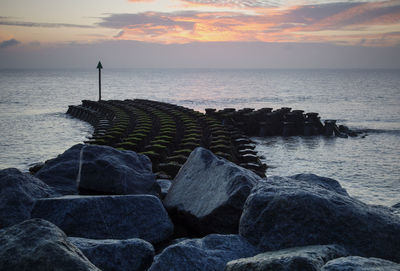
0 100 22 105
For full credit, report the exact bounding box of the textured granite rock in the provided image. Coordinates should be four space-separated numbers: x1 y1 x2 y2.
0 218 99 271
321 256 400 271
149 234 258 271
31 194 173 244
225 244 349 271
164 147 260 234
0 168 57 228
35 144 158 195
69 237 154 271
239 174 400 262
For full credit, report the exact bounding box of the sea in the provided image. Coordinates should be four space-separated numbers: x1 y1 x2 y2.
0 68 399 207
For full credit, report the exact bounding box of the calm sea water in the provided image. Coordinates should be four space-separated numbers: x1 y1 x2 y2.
0 69 399 206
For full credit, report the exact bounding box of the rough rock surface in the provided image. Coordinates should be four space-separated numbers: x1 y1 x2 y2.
225 244 349 271
164 147 261 234
321 256 400 271
0 218 100 271
0 168 57 228
393 203 400 216
156 179 172 199
148 234 258 271
239 174 400 262
31 195 173 244
35 144 158 195
290 173 349 195
69 237 154 271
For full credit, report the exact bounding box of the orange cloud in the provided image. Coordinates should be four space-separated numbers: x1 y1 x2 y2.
98 1 400 46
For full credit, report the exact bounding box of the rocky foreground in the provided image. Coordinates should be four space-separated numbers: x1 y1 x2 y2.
1 144 399 271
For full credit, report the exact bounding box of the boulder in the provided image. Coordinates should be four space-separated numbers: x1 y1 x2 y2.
156 179 172 199
0 218 99 271
164 147 260 234
225 244 349 271
31 195 173 244
148 234 258 271
321 256 400 271
69 237 154 271
239 174 400 262
0 168 57 228
35 144 158 195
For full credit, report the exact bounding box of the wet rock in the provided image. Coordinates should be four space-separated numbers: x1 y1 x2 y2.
321 256 400 271
239 174 400 262
164 147 260 234
31 195 173 244
35 144 158 196
225 244 349 271
69 237 154 271
148 234 258 271
0 218 99 271
0 168 57 228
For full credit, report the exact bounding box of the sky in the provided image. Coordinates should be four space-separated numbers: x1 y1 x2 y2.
0 0 399 68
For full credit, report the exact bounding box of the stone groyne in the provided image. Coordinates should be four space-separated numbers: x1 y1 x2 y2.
67 99 356 179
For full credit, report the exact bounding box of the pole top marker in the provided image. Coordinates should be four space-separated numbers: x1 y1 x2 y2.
97 61 103 69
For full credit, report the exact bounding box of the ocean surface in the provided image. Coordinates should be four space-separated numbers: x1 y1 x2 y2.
0 68 399 207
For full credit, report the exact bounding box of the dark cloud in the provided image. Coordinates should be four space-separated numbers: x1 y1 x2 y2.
282 2 361 24
0 20 94 28
0 38 21 49
333 4 400 28
182 0 277 8
113 30 125 38
97 1 400 35
97 13 195 30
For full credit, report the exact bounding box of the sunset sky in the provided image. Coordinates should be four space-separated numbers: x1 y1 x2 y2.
1 0 399 68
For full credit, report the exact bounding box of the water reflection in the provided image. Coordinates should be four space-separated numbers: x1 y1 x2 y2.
301 136 321 149
282 136 301 151
255 136 323 151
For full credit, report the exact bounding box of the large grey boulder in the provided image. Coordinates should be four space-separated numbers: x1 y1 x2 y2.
0 168 57 228
31 195 173 244
0 218 100 271
239 174 400 262
321 256 400 271
164 147 261 234
69 237 154 271
225 244 349 271
35 144 158 195
149 234 258 271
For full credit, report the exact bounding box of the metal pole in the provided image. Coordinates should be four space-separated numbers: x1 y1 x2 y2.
97 61 103 101
98 68 101 101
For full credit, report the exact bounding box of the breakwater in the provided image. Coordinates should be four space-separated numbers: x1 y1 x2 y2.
67 99 355 178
